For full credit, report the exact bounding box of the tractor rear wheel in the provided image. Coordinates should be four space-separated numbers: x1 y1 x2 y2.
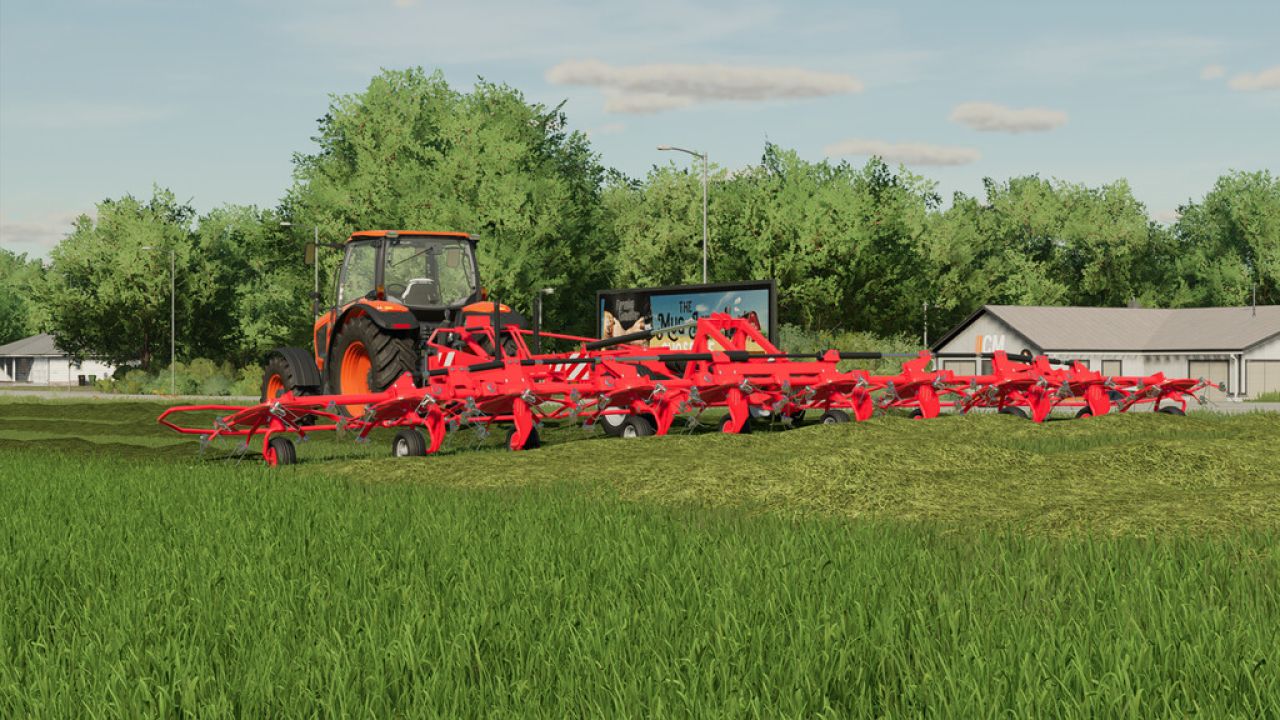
328 316 417 416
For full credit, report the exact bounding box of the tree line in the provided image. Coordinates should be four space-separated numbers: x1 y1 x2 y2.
2 67 1277 370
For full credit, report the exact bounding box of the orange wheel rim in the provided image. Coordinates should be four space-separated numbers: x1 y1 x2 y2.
341 341 371 415
266 374 284 400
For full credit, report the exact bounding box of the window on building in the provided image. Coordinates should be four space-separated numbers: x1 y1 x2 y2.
1102 360 1122 377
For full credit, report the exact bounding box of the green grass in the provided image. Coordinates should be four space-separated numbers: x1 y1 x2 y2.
1 399 1279 717
1251 390 1280 403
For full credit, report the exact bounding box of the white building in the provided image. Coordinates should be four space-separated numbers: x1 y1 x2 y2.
931 305 1280 400
0 333 117 386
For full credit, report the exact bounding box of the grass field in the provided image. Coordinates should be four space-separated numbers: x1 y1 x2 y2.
2 399 1278 717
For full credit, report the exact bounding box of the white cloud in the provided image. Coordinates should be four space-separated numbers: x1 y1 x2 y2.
1151 209 1181 225
1200 64 1226 80
949 102 1067 133
1228 66 1280 91
587 122 627 137
823 139 981 166
546 59 863 114
0 210 88 259
603 93 693 114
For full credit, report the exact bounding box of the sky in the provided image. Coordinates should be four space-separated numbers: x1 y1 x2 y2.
1 0 1277 259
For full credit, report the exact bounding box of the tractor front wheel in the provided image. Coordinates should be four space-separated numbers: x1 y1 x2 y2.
328 316 417 416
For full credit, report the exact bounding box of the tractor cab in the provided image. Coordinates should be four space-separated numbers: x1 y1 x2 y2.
336 231 481 325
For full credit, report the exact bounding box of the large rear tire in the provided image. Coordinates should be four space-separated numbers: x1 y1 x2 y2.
328 315 418 416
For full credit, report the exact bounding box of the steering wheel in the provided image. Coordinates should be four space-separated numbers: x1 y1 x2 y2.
385 283 407 300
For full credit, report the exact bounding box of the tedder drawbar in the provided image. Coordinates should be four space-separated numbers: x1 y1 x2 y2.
158 311 1221 467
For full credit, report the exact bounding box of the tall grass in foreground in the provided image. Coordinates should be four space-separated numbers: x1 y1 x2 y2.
2 452 1277 718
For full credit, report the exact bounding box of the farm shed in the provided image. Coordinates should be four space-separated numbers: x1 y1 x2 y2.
0 333 116 386
931 305 1280 400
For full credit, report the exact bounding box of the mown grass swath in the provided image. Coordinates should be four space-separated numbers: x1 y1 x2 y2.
1 400 1278 716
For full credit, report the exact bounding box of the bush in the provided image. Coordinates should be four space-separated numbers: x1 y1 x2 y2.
96 358 262 397
778 324 923 373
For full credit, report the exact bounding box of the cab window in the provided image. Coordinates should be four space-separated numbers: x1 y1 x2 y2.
338 241 377 306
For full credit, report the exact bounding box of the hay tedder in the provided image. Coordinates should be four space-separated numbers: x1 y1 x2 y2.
156 229 1221 466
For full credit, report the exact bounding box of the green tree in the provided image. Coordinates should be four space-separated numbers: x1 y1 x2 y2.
193 205 311 365
45 189 196 369
0 249 47 345
607 146 936 336
1169 170 1280 306
285 68 611 334
923 175 1166 331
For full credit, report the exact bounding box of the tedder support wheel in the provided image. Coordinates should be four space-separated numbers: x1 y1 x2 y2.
999 406 1029 420
820 409 850 425
620 415 655 438
328 315 417 416
1075 407 1093 419
909 409 924 420
266 436 296 466
1158 406 1186 416
392 428 427 457
599 414 627 437
718 414 753 434
506 426 541 451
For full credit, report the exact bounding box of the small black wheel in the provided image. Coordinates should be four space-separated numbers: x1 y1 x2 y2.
1075 408 1093 419
820 409 850 425
392 428 427 457
999 406 1029 420
620 415 655 438
506 425 542 450
782 409 805 427
909 409 924 420
599 414 628 437
267 436 296 466
718 414 753 434
1158 406 1186 416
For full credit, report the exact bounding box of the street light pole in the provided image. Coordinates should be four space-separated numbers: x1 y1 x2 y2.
657 145 708 284
141 246 176 394
169 249 175 395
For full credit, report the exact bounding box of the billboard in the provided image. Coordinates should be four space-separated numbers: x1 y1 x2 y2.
596 280 776 351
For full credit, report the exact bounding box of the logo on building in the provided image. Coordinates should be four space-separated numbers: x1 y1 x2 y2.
974 334 1006 353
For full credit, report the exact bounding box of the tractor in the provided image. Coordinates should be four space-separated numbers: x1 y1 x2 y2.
260 230 522 410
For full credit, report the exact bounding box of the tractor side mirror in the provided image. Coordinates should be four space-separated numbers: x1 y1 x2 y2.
305 243 316 265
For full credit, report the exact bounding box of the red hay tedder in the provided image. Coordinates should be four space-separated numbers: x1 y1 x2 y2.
158 311 1220 466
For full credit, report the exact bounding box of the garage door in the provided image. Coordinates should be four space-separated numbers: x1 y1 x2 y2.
1246 360 1280 399
1188 360 1230 400
943 360 976 376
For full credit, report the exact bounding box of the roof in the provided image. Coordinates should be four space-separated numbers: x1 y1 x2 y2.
0 333 62 357
346 230 475 243
933 305 1280 353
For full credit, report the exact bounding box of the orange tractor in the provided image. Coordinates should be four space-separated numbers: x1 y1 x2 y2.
260 230 522 410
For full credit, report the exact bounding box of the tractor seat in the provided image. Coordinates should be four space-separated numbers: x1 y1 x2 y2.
399 279 440 307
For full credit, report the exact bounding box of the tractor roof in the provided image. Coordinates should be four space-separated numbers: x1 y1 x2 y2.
346 230 476 243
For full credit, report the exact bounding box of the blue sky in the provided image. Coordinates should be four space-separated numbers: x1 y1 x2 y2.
2 0 1277 258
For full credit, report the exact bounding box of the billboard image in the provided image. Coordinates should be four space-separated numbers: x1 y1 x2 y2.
597 280 776 351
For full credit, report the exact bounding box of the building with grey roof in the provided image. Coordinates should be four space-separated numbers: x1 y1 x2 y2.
0 333 116 386
930 305 1280 400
